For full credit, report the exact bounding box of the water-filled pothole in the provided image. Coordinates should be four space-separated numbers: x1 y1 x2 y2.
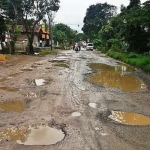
0 101 24 112
0 125 65 145
71 112 82 117
89 72 146 92
0 87 19 92
89 63 135 72
109 111 150 125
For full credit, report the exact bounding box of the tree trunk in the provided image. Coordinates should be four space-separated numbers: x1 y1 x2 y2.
29 40 34 54
10 41 15 55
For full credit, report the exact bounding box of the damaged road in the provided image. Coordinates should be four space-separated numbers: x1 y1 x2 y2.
0 49 150 150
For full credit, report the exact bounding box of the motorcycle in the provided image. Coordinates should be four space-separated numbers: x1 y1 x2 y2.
74 45 79 52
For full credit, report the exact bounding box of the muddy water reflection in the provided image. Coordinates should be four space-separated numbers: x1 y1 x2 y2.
89 63 145 92
89 71 145 92
109 111 150 125
0 125 65 145
89 63 135 72
0 101 24 112
0 87 19 92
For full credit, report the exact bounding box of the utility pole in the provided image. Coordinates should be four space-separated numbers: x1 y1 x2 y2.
48 12 53 51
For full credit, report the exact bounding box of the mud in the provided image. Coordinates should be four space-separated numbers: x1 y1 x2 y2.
71 112 82 117
0 125 65 145
88 103 97 108
0 101 24 112
54 64 69 68
109 111 150 125
0 50 150 150
89 63 135 72
0 87 19 92
89 71 146 92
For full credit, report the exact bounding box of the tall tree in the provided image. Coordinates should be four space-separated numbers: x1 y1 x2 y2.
53 23 76 46
82 3 117 39
127 0 140 9
18 0 60 54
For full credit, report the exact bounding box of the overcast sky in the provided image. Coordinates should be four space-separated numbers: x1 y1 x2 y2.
54 0 146 33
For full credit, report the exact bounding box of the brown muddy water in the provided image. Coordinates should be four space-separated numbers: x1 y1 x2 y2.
0 101 24 112
0 125 65 145
109 111 150 125
0 87 19 92
89 63 146 92
89 63 135 72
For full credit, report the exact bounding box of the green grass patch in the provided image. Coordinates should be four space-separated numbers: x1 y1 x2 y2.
39 49 58 56
54 63 69 68
107 50 150 72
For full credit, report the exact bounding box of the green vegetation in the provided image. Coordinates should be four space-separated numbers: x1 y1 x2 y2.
39 49 58 56
54 63 69 68
82 0 150 72
0 0 60 54
107 50 150 72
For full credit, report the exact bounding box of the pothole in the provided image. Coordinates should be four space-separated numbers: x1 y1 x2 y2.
0 125 65 145
89 63 135 72
88 103 97 108
89 72 147 92
0 100 24 112
0 87 19 92
71 112 82 117
109 111 150 125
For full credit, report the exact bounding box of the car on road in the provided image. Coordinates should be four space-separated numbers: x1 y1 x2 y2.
86 43 94 51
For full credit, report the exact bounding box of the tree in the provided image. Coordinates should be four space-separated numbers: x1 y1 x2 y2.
127 0 140 9
82 3 117 39
17 0 60 54
75 33 87 42
53 23 76 47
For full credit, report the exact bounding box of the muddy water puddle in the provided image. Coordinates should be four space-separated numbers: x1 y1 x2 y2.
0 87 19 92
89 63 135 72
89 63 146 92
0 101 24 112
89 72 146 92
109 111 150 125
0 125 65 145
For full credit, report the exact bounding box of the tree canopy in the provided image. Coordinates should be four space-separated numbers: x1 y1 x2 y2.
82 3 117 39
53 23 77 47
83 0 150 54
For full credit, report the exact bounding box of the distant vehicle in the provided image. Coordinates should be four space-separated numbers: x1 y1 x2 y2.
86 43 94 51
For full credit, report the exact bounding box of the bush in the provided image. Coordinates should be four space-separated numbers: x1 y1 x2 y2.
107 49 150 72
39 49 58 56
128 52 139 58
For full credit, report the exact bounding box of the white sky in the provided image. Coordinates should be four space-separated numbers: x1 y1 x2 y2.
54 0 146 33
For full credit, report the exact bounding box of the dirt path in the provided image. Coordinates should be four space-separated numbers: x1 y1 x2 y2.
0 50 150 150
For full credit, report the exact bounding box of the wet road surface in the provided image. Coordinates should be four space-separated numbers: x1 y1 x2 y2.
0 49 150 150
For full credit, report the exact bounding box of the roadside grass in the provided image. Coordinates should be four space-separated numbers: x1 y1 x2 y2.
107 50 150 72
39 49 58 56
